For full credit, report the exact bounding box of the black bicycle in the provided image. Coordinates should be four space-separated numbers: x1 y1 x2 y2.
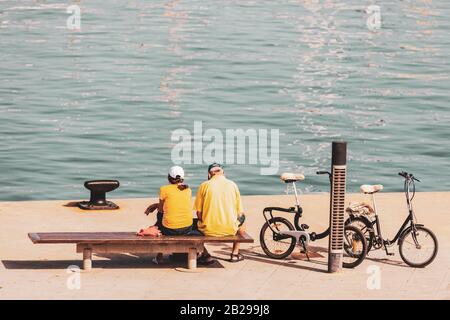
345 171 438 268
260 171 367 269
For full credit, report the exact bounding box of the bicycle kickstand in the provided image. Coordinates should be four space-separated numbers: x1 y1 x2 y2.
300 240 310 261
383 240 395 256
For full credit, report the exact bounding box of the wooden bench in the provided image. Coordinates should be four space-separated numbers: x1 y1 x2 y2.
28 232 254 271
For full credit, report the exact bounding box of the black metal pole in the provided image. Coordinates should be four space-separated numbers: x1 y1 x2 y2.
328 141 347 273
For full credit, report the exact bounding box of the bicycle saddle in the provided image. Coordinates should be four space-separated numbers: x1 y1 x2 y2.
360 184 383 194
280 172 305 182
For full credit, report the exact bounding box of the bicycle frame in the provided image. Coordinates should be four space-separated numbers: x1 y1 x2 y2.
262 180 303 233
262 180 330 243
374 211 415 245
367 176 420 252
263 205 302 233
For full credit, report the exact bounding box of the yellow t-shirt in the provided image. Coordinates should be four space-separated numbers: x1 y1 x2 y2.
160 184 193 229
194 175 244 236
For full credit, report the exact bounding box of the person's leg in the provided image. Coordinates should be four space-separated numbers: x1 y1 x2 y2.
153 252 163 264
233 215 246 254
187 218 204 236
187 223 203 236
198 247 215 265
230 243 243 262
152 220 171 264
232 243 240 255
194 225 212 265
188 229 203 236
230 225 245 262
163 225 192 236
193 226 211 263
181 219 213 264
160 225 193 262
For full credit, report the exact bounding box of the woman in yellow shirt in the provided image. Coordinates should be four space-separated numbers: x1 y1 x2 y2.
137 166 195 263
139 166 193 236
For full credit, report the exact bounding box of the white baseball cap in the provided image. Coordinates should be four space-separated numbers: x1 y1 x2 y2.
168 166 185 179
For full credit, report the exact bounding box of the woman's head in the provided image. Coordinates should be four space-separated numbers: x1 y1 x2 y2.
168 166 188 189
168 165 184 182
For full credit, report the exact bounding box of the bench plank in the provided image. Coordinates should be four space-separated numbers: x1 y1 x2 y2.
28 232 254 244
28 233 41 243
76 243 204 254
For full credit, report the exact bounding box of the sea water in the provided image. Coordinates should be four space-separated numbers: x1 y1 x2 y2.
0 0 449 200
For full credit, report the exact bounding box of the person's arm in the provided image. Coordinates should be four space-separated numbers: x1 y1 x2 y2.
235 184 244 218
144 203 159 215
158 199 164 213
194 184 204 221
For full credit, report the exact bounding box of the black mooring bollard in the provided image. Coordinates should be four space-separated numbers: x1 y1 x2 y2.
328 141 347 273
77 180 120 210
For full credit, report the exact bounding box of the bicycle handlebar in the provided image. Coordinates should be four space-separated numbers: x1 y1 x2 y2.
398 171 408 178
398 171 420 182
316 170 331 176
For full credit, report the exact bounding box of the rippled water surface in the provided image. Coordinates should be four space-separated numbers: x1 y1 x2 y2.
1 0 449 200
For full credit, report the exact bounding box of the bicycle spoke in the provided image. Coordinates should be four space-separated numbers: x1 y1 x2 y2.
401 229 436 265
261 219 296 258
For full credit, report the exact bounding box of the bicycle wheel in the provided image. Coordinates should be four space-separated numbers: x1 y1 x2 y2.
399 226 438 268
260 217 296 259
345 216 375 252
342 225 367 268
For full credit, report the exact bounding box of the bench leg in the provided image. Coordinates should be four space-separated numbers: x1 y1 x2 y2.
83 248 92 271
188 248 197 270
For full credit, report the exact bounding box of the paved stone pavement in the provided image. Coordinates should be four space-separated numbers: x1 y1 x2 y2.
0 192 448 299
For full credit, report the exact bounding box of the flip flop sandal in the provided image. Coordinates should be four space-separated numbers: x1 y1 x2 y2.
229 253 244 263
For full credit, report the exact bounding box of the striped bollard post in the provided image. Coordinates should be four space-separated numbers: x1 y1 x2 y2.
328 141 347 273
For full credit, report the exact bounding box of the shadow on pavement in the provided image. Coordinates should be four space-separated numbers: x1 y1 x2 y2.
213 248 328 273
365 256 409 268
2 252 224 270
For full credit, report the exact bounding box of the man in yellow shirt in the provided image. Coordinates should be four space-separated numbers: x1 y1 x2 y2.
194 163 246 263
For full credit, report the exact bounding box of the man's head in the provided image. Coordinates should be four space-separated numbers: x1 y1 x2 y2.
207 162 224 179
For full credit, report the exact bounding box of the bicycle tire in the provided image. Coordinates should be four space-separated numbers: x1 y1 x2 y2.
260 217 296 259
399 225 438 268
342 225 368 268
345 216 375 252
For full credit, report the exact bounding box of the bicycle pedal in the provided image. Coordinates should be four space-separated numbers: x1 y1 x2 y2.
300 224 309 230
